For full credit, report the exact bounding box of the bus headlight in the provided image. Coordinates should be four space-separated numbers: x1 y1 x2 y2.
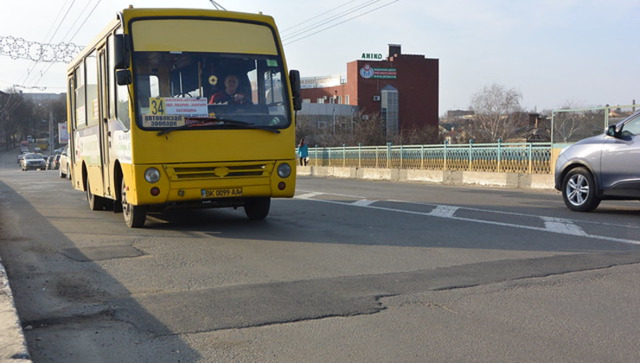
277 163 291 178
144 167 161 183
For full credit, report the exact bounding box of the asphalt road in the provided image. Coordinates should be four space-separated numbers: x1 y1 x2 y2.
1 149 640 362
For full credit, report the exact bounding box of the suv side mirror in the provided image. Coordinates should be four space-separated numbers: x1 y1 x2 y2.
606 124 621 138
289 69 302 111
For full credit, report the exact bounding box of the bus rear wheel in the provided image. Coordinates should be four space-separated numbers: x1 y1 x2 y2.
86 179 107 211
121 177 147 228
244 197 270 220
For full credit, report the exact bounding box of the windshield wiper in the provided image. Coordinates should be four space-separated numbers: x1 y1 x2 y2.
157 116 280 135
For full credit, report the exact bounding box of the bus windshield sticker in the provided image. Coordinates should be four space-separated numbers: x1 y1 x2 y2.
142 115 185 128
148 97 208 117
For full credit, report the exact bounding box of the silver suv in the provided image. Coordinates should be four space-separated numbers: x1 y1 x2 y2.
554 111 640 211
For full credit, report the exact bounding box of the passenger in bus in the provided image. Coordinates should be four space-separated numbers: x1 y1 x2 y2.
209 74 251 105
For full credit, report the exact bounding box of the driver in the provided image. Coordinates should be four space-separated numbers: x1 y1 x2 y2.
209 74 251 105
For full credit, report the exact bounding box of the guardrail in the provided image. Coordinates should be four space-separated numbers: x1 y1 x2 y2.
304 142 552 174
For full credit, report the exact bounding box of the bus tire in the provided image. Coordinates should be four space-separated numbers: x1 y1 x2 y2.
86 179 106 211
244 197 270 220
121 177 146 228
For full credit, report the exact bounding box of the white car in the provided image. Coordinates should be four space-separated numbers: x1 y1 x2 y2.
21 153 47 171
59 145 71 179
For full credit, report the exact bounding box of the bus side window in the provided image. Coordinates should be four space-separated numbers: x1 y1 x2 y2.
110 32 130 130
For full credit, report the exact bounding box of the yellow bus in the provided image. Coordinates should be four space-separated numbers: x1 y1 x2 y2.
66 7 301 227
36 138 49 151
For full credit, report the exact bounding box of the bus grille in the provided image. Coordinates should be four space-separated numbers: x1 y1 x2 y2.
164 163 271 181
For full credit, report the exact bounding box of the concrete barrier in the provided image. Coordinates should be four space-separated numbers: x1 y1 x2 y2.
297 166 555 190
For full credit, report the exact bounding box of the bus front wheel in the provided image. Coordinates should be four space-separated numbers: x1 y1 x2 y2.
244 197 270 220
121 177 147 228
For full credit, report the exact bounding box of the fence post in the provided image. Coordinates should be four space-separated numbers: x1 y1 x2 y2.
497 138 502 172
420 144 425 169
400 144 404 169
358 143 362 168
343 144 346 167
528 143 533 173
314 145 318 167
375 146 379 168
443 140 448 170
328 147 331 167
387 142 392 169
468 139 474 171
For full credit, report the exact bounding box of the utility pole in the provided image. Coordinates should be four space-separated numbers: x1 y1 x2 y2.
49 110 54 152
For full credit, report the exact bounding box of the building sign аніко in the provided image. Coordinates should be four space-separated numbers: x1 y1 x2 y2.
359 64 397 79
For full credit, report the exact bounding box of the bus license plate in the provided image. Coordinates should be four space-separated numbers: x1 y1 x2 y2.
201 187 243 199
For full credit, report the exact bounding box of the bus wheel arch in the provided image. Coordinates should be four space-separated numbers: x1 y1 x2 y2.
113 161 123 213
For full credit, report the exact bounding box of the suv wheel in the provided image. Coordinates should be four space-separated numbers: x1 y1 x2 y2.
562 167 601 212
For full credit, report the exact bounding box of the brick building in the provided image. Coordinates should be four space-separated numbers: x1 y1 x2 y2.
300 44 439 136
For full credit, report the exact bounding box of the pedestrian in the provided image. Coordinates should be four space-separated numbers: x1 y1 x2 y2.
298 139 309 166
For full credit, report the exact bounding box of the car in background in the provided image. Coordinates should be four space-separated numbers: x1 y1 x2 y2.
46 154 61 170
58 145 71 179
555 110 640 211
20 153 47 171
17 154 25 164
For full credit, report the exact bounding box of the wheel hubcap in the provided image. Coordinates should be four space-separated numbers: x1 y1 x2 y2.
566 174 589 206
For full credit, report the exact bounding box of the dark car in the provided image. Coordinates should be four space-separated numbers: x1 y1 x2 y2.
20 153 47 171
554 111 640 211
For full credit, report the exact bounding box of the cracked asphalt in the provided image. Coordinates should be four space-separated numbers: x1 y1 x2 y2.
1 150 640 362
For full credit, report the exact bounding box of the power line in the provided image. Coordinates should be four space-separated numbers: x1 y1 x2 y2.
29 0 102 90
281 0 359 34
20 0 78 88
284 0 399 45
282 0 382 41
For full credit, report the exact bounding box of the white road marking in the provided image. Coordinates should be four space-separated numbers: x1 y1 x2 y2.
295 192 323 199
293 190 640 246
542 217 587 236
352 199 376 207
429 205 459 218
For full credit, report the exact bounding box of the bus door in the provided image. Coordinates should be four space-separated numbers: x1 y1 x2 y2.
98 49 113 198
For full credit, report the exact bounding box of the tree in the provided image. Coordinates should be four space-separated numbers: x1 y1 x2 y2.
469 83 527 142
296 112 387 147
0 89 27 149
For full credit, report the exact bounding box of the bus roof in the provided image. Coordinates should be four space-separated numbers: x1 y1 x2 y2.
67 7 278 72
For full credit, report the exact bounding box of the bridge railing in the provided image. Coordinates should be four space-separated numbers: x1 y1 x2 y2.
304 142 552 174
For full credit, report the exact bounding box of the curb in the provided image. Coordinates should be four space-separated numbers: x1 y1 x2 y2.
297 166 555 190
0 259 31 361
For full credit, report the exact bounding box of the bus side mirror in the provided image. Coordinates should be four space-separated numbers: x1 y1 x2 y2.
113 34 131 69
289 69 302 111
116 69 132 85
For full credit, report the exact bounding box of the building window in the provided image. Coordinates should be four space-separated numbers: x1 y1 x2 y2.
302 99 311 103
317 98 324 104
345 95 350 105
381 85 399 139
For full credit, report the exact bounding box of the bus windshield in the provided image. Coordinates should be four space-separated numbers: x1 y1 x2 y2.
133 51 290 131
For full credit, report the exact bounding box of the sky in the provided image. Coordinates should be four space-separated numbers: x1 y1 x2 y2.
0 0 638 115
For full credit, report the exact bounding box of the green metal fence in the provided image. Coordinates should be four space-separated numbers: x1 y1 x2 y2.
305 142 552 174
551 104 638 144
